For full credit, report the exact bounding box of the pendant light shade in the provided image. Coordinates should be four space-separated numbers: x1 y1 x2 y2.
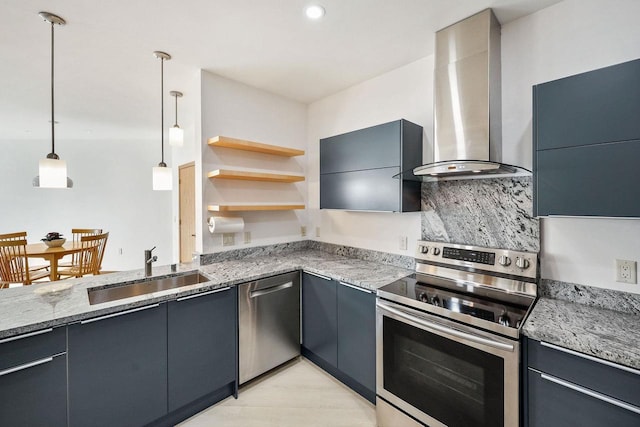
34 11 73 189
169 90 184 147
152 164 172 190
152 51 172 191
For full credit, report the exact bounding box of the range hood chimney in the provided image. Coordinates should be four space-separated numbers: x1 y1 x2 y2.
414 9 530 181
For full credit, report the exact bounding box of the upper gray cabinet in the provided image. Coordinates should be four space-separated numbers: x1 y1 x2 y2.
320 119 423 212
533 58 640 217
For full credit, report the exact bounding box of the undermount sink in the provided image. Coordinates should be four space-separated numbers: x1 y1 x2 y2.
87 272 210 305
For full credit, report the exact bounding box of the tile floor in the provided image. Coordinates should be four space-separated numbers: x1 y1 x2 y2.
178 357 376 427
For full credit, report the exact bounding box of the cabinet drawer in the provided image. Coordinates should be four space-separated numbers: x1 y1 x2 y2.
528 368 640 427
528 339 640 407
534 139 640 217
0 327 66 371
320 121 401 174
320 167 401 211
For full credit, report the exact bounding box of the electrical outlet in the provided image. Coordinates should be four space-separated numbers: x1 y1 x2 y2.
399 236 408 251
300 226 306 237
315 227 320 237
244 232 251 244
615 259 637 284
222 233 235 247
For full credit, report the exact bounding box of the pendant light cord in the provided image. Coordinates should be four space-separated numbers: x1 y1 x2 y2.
174 92 178 126
50 21 56 156
160 57 165 165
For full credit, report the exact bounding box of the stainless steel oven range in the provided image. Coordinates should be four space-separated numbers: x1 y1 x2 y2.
376 240 538 427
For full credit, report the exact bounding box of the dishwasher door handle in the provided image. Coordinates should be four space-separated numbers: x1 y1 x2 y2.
250 281 293 298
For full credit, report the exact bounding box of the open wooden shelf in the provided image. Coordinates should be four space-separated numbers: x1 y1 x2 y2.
207 169 305 183
207 204 305 212
208 136 305 157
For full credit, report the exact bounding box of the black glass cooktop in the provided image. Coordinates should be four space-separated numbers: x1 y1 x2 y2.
378 274 530 330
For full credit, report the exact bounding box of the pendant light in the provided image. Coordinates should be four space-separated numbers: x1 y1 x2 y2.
169 91 184 147
33 11 73 189
152 51 172 191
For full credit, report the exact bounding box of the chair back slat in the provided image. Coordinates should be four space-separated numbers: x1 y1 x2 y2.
0 239 31 284
78 232 108 275
70 228 102 265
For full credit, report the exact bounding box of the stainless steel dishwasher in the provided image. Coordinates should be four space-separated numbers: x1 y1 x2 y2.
238 271 300 384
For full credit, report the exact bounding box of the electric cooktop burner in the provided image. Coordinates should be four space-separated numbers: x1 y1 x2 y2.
377 240 539 339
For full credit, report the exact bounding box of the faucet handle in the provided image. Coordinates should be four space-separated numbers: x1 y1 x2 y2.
149 246 156 252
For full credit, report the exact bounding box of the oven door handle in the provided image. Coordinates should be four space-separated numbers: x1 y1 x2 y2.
377 301 515 352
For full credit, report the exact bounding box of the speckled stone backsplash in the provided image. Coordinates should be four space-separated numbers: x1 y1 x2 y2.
307 241 415 270
539 279 640 314
200 240 415 270
421 177 539 252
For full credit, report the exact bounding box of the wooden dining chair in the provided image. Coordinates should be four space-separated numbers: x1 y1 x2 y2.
0 239 50 287
57 232 108 279
0 231 49 272
59 228 103 268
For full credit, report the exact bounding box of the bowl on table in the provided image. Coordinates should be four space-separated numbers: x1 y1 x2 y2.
43 238 66 248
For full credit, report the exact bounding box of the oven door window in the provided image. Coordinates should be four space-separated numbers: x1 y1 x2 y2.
383 316 504 427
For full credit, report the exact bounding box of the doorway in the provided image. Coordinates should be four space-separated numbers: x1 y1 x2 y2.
179 162 196 263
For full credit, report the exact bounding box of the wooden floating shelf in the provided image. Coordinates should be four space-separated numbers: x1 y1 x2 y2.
208 136 305 157
207 204 305 212
207 169 305 183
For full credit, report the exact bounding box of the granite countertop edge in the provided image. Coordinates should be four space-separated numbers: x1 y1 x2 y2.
522 297 640 370
0 249 413 339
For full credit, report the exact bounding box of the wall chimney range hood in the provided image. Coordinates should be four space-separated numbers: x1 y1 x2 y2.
413 9 530 182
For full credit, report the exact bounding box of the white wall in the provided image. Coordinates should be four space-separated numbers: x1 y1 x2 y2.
501 0 640 293
0 138 172 271
200 71 308 254
307 57 434 256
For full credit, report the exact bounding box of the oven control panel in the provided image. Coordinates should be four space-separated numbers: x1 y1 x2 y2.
416 240 538 280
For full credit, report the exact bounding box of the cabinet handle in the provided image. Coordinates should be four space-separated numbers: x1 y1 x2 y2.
80 304 160 324
305 271 332 281
0 328 53 344
0 356 55 377
540 341 640 376
538 371 640 415
250 282 293 298
339 281 373 294
177 286 230 301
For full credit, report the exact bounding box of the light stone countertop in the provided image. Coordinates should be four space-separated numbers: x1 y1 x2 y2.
523 297 640 370
0 249 412 339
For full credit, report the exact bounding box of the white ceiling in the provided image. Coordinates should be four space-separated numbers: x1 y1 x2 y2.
0 0 562 141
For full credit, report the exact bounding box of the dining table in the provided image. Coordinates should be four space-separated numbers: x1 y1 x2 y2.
25 242 84 282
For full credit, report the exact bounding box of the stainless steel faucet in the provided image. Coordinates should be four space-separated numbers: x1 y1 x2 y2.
144 246 158 277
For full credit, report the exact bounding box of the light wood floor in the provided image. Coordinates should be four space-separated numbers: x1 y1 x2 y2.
178 358 376 427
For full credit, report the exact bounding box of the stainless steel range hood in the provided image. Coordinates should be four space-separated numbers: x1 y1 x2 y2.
413 9 530 181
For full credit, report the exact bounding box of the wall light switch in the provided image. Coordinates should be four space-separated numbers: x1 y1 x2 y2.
244 232 251 244
399 236 408 251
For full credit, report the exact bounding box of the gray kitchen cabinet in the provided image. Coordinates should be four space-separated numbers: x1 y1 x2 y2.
320 119 423 212
533 58 640 217
336 281 376 402
68 304 168 427
302 271 338 367
0 327 67 426
301 272 376 403
168 286 237 412
526 339 640 427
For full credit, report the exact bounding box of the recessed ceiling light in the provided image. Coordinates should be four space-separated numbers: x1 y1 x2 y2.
305 5 325 20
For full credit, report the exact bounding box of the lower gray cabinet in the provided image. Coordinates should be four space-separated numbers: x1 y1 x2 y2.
302 272 338 367
527 339 640 427
301 272 376 403
0 328 67 426
168 286 236 411
68 304 168 427
337 282 376 401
